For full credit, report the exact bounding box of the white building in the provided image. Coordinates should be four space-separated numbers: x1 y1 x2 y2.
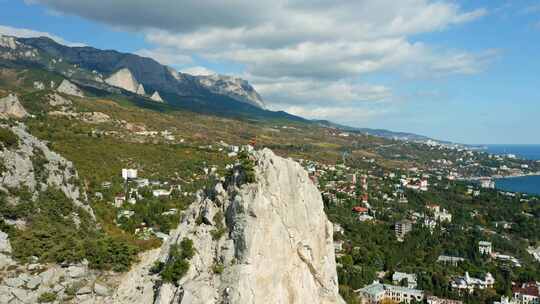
114 195 125 208
479 241 493 255
437 255 465 266
427 204 452 223
395 220 413 241
122 168 138 180
480 178 495 189
392 272 418 289
451 272 495 293
492 252 521 267
152 189 171 198
427 296 463 304
527 246 540 262
356 281 424 304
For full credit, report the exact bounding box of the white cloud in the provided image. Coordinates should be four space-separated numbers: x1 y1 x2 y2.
254 77 392 106
0 24 84 47
25 0 493 124
135 48 193 66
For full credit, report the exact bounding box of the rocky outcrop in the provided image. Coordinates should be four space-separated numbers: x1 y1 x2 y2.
0 36 18 50
0 260 110 303
116 148 343 304
0 123 93 218
0 94 28 119
197 75 266 109
57 79 84 98
0 230 15 270
47 92 72 107
105 68 140 94
150 91 164 103
136 83 146 95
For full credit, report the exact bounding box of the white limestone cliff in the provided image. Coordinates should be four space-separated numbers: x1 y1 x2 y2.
116 148 344 304
0 123 93 218
0 94 28 119
105 68 140 94
137 83 147 95
150 91 164 103
57 79 84 97
197 75 266 109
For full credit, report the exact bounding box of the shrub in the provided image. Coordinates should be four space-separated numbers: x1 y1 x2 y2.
0 127 18 149
38 292 57 303
155 238 195 285
210 211 226 240
212 262 225 274
238 151 256 183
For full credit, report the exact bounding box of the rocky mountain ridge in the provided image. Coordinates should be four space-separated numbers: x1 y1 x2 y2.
0 35 265 109
196 74 266 109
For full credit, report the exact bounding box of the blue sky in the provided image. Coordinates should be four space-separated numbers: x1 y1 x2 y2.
1 0 539 144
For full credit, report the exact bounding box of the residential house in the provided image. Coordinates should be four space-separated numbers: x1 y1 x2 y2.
152 189 171 198
392 272 418 289
426 296 463 304
512 282 539 304
451 272 495 293
437 255 465 266
395 220 413 241
356 281 424 304
114 194 125 208
479 241 493 255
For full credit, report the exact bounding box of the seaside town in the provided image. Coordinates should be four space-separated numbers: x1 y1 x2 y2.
293 137 540 304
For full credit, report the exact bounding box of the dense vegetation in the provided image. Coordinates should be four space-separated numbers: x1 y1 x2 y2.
0 126 18 149
0 188 137 271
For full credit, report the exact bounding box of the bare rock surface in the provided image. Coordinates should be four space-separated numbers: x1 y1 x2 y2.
150 91 164 103
0 94 28 119
57 79 84 97
105 68 140 94
47 92 72 107
122 148 344 304
0 123 93 217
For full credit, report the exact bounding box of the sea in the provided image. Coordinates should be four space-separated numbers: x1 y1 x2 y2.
484 145 540 196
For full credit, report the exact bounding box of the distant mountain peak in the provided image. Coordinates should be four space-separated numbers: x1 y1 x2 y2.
196 74 266 109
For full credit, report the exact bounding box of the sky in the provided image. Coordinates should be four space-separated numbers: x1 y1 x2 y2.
1 0 539 144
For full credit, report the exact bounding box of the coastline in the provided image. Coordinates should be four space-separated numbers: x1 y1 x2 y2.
464 171 540 181
492 171 540 180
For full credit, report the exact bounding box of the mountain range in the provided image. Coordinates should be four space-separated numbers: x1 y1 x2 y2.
0 34 439 143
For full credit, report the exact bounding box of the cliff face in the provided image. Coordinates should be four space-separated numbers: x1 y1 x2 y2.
114 148 344 304
0 123 92 217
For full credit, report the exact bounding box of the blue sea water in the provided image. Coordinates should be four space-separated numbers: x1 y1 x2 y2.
484 145 540 196
485 144 540 160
